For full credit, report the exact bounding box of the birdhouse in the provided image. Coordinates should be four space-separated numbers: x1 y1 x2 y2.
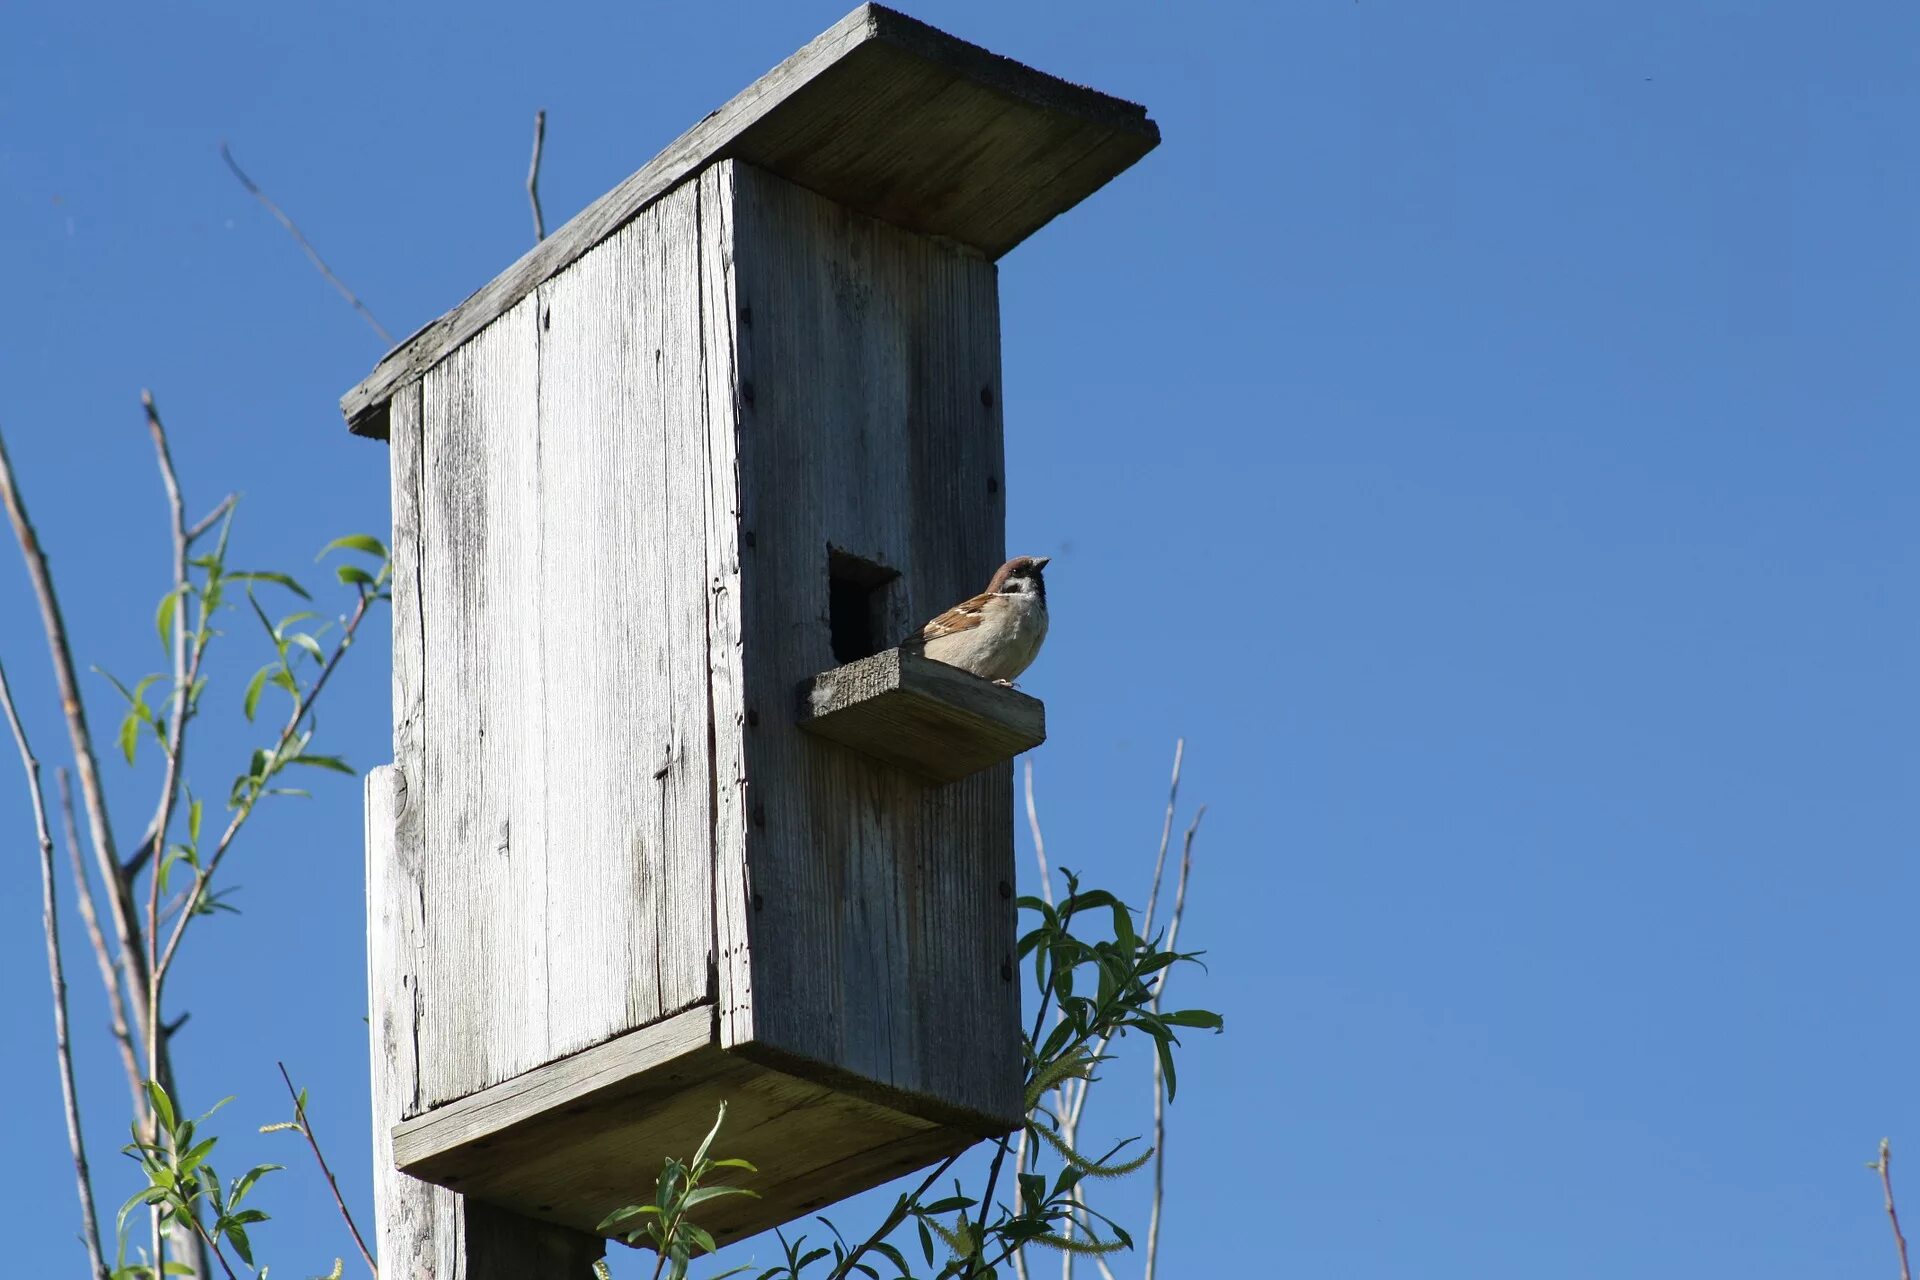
351 4 1156 1248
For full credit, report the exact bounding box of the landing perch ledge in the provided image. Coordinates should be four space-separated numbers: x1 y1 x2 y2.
799 648 1045 783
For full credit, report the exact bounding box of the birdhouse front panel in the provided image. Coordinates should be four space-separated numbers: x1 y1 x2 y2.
706 161 1023 1129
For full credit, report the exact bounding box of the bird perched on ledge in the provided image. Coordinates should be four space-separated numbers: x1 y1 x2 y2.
903 555 1050 685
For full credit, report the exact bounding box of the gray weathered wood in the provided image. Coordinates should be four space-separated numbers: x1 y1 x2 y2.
417 299 550 1110
698 162 757 1054
370 761 605 1278
392 1017 969 1246
339 3 1157 439
535 182 712 1060
714 161 1024 1128
799 647 1045 783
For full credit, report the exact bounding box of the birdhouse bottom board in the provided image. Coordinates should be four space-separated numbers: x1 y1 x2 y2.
390 1005 999 1245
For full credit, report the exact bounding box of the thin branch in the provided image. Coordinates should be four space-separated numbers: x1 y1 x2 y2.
140 389 195 1086
220 141 394 346
0 423 154 1048
824 1150 965 1280
1024 760 1054 909
58 769 145 1116
527 109 548 243
154 590 375 985
1881 1139 1912 1280
2 662 110 1280
1062 742 1185 1148
278 1062 378 1278
1143 807 1201 1280
185 494 237 545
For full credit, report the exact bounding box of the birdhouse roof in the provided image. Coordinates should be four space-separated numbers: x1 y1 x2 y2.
339 3 1159 439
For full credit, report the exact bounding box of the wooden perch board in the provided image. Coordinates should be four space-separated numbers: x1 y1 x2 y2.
799 648 1046 783
339 2 1158 438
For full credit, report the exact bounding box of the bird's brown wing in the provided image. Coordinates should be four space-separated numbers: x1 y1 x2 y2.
903 593 993 647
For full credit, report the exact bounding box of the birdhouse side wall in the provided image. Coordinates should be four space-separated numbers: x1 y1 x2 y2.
707 160 1024 1130
391 184 717 1114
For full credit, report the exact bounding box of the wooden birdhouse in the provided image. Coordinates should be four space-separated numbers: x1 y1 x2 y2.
351 4 1156 1250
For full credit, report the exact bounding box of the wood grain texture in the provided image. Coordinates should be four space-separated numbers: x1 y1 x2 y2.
714 161 1023 1129
371 764 605 1278
799 647 1045 783
698 164 756 1053
393 1026 970 1247
417 300 549 1110
339 2 1157 438
535 182 712 1062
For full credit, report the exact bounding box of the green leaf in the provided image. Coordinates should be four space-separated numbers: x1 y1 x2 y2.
231 1163 282 1205
241 667 272 725
187 795 203 845
145 1081 177 1135
225 1221 254 1266
335 564 376 588
680 1185 758 1210
320 533 387 560
287 632 326 663
691 1100 729 1169
155 590 181 652
119 714 140 765
1159 1008 1223 1031
288 754 355 776
228 570 311 600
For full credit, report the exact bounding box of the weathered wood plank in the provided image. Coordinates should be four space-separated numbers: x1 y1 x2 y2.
700 163 756 1053
536 187 714 1058
722 163 1023 1128
799 647 1045 783
393 1029 970 1247
418 300 549 1109
394 1004 716 1173
366 763 464 1280
339 3 1157 438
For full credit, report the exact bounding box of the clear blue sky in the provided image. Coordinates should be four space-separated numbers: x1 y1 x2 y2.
3 1 1917 1276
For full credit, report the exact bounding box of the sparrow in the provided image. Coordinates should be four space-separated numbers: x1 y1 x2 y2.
903 556 1050 685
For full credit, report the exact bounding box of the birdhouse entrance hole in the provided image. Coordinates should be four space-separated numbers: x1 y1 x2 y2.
828 548 898 663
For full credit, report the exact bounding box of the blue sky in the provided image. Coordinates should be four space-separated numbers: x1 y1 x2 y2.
3 1 1917 1275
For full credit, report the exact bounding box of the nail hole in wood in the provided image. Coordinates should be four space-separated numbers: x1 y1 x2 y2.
987 475 1000 494
980 385 994 407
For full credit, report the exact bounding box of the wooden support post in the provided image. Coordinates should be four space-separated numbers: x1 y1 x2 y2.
367 378 606 1278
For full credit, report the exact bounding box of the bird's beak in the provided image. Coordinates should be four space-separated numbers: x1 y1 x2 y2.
1032 556 1051 571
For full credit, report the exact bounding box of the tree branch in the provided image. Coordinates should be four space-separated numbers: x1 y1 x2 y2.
154 589 374 985
140 389 196 1085
1142 807 1201 1280
278 1062 378 1278
220 141 394 346
0 424 154 1050
2 662 110 1280
1881 1139 1912 1280
527 109 548 243
57 768 145 1116
185 493 237 545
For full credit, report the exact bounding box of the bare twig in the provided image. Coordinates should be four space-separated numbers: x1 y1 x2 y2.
140 389 196 1084
0 425 154 1048
1143 807 1202 1280
1024 760 1054 910
527 109 548 243
185 494 237 545
58 769 145 1116
153 589 375 985
278 1062 378 1278
824 1150 965 1280
1880 1139 1912 1280
220 141 394 346
2 662 110 1280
